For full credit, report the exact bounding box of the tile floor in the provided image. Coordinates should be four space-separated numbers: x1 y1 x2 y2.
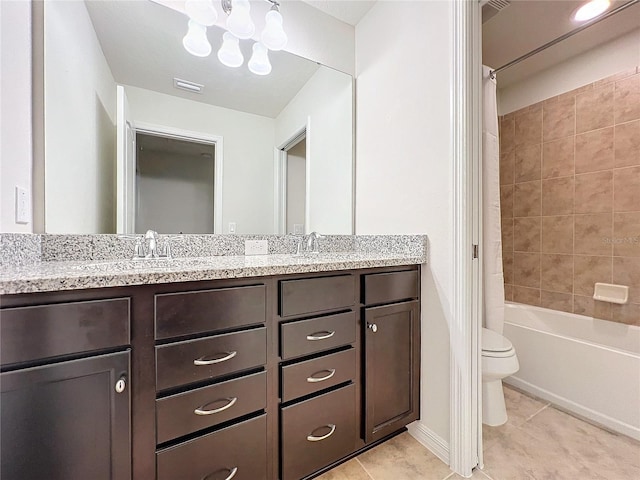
317 385 640 480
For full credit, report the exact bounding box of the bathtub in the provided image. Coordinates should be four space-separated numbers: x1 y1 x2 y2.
503 302 640 440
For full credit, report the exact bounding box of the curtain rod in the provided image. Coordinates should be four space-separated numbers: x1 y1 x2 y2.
489 0 639 79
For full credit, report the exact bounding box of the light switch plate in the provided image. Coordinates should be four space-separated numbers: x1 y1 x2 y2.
245 239 268 255
293 224 304 235
228 222 236 234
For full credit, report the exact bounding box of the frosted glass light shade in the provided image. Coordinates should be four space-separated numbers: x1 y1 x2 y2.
226 0 255 40
261 9 287 51
248 42 271 75
185 0 218 26
183 20 212 57
217 32 243 68
573 0 610 22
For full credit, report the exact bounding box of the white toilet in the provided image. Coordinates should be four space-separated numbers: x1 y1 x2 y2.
482 327 519 426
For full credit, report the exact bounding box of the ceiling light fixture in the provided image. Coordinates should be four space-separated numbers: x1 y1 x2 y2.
572 0 611 22
181 0 286 76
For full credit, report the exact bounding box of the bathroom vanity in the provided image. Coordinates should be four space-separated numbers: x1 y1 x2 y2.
0 239 424 480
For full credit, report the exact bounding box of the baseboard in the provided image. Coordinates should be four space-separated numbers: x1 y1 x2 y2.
505 377 640 441
408 421 450 465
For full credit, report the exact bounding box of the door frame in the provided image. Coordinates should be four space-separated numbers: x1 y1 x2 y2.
274 122 310 234
133 122 224 234
449 0 483 477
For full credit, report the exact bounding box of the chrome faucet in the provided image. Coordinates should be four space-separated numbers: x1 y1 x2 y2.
305 231 322 254
145 230 159 258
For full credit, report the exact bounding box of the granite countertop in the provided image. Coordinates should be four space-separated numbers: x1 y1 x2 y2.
0 250 426 295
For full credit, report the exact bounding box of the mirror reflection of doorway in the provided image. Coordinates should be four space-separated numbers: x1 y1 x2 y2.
135 133 215 234
286 138 306 235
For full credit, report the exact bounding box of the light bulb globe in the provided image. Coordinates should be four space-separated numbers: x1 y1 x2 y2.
248 42 271 75
261 9 287 51
226 0 255 40
185 0 218 26
217 32 244 68
183 20 212 57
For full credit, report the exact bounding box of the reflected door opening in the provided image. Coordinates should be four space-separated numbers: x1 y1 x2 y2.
135 133 215 234
286 138 306 235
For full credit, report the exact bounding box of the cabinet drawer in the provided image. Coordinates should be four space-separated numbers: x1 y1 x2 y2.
281 349 356 403
157 371 266 444
281 311 356 360
281 384 356 480
155 285 266 340
156 327 266 391
1 298 130 366
157 414 267 480
363 270 419 305
280 275 355 317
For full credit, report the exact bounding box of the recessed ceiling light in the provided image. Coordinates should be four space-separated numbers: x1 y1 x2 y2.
572 0 611 22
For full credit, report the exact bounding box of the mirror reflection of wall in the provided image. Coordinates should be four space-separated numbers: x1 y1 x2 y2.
42 0 354 235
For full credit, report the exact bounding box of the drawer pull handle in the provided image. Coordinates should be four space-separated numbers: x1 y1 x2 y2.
194 397 237 415
193 351 237 366
306 331 335 341
202 467 238 480
307 424 336 442
306 369 336 383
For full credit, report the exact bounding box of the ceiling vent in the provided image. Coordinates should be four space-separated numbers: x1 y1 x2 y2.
482 0 511 23
173 78 204 94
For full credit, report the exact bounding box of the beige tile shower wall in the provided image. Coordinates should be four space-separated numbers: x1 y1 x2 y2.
500 67 640 326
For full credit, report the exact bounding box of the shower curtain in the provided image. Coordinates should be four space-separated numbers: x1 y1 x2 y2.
483 66 505 334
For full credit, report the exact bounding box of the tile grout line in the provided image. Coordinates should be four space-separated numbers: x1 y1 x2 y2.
522 402 551 424
355 457 376 480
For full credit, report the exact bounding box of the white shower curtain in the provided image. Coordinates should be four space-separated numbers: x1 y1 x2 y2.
482 66 505 334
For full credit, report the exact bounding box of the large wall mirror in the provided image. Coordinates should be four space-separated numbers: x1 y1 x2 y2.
41 0 354 235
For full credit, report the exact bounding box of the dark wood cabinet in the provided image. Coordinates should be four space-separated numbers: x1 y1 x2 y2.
1 264 421 480
363 300 420 443
0 351 131 480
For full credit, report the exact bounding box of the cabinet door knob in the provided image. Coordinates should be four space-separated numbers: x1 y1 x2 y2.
367 323 378 333
114 376 127 394
307 424 336 442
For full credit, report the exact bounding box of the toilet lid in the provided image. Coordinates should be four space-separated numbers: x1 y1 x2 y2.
482 328 513 353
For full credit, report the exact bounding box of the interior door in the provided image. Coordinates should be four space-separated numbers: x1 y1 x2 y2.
116 85 135 234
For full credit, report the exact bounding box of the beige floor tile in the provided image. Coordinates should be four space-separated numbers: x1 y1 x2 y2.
357 432 452 480
482 423 607 479
315 459 372 480
502 386 549 426
522 406 640 480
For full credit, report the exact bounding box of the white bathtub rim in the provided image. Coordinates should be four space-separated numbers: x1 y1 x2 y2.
505 376 640 442
504 302 640 356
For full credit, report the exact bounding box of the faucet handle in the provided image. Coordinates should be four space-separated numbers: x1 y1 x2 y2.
133 237 146 259
163 239 172 260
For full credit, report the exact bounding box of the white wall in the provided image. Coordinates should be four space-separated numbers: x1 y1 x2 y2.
356 0 453 447
0 0 33 232
125 86 276 234
499 28 640 114
44 0 117 233
276 67 353 234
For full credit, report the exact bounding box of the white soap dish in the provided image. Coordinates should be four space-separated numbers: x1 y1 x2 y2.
593 283 629 304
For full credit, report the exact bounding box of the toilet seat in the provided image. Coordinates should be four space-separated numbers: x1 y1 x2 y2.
482 328 515 358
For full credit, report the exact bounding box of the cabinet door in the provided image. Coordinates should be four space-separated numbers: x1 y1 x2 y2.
1 351 131 480
364 301 420 443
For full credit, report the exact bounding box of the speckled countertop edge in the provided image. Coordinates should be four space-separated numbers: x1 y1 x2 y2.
0 250 427 295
